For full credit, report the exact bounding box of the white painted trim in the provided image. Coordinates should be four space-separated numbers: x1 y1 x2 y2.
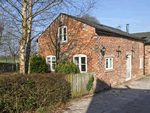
105 69 115 73
58 26 67 43
140 56 143 69
73 54 87 73
126 54 131 81
105 57 113 71
126 52 132 55
104 55 115 58
46 55 56 71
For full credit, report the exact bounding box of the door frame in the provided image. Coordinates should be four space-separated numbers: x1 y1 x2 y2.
126 54 131 81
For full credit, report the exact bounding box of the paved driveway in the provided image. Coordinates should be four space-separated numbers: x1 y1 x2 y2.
64 75 150 113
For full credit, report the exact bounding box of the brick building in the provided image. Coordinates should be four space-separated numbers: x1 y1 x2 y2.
37 13 145 90
132 32 150 75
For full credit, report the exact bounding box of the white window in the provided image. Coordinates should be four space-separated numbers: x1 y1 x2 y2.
46 55 56 71
73 54 87 73
140 56 143 69
105 58 113 70
58 26 67 42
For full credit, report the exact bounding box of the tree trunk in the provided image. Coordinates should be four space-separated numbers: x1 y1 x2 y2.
13 54 16 63
19 0 27 74
5 57 7 62
25 0 32 74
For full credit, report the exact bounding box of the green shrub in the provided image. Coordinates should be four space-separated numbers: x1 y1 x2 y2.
30 54 47 73
0 73 71 113
55 59 80 74
86 75 94 92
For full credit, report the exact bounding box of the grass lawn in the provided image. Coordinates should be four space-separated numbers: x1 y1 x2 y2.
0 59 19 63
0 71 19 77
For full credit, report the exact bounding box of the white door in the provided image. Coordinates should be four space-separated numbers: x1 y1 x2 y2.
126 55 131 81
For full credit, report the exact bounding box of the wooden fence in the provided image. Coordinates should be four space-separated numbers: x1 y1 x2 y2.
0 63 20 72
65 72 96 98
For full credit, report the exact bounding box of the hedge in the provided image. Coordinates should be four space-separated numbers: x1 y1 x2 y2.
0 73 71 112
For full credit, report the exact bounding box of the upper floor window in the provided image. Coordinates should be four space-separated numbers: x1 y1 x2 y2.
46 55 56 72
73 54 87 73
58 26 67 42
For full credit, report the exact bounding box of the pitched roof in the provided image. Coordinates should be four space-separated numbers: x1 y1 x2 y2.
131 32 150 45
37 13 145 42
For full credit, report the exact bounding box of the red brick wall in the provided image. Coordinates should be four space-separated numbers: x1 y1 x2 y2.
38 14 98 73
38 14 144 90
95 35 144 87
145 45 150 74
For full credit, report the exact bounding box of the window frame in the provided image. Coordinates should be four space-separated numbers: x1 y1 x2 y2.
58 26 67 43
73 54 87 73
105 57 113 70
46 55 56 72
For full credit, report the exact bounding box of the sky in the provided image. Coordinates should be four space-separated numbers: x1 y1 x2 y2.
90 0 150 33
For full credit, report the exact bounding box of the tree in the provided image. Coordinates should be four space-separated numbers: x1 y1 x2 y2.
81 14 100 24
0 11 5 45
0 0 97 74
0 11 20 63
0 26 3 45
30 41 38 55
0 23 20 63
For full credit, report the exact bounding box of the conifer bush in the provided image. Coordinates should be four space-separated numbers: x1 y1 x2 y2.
30 54 47 73
55 59 80 74
86 75 94 92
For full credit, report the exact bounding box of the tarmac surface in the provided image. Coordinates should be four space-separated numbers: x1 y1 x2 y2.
63 75 150 113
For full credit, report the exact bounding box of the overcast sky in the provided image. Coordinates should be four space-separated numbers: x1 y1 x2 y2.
90 0 150 33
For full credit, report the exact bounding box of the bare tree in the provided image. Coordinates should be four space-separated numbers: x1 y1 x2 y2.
0 26 3 45
0 11 5 45
0 11 20 63
30 41 38 54
0 0 97 74
0 23 20 63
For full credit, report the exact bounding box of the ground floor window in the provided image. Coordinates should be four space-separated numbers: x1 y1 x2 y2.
46 55 56 71
73 54 87 73
105 57 113 70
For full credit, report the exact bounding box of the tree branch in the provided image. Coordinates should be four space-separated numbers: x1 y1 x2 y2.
0 5 22 22
30 32 42 42
6 0 22 16
32 0 62 19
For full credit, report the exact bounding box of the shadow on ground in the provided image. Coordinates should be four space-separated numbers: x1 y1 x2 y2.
86 77 150 113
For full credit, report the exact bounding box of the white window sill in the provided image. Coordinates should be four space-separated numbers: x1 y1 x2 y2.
105 69 115 73
59 41 68 44
80 71 87 73
140 68 143 70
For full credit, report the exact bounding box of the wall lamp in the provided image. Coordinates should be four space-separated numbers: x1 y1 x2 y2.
131 47 134 52
100 46 106 56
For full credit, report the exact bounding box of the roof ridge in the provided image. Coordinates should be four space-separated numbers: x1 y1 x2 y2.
36 13 145 42
60 13 124 32
131 32 150 34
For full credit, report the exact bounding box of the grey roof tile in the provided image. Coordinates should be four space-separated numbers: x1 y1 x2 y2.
61 13 144 41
